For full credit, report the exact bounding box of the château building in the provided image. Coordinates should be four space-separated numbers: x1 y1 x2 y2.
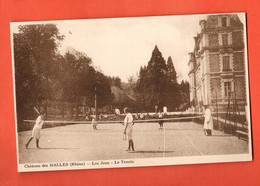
188 14 247 112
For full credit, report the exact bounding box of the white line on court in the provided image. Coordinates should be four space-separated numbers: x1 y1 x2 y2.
174 123 204 156
163 127 166 157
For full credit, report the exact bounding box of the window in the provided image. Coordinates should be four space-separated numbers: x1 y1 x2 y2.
222 34 228 46
224 82 232 97
222 17 227 27
209 33 218 46
223 56 231 71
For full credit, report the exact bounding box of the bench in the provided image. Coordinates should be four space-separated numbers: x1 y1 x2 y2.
236 130 248 140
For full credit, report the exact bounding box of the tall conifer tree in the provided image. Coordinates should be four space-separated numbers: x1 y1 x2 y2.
167 56 177 84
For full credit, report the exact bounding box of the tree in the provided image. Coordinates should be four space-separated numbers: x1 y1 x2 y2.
146 46 169 109
14 24 64 121
135 46 170 111
167 56 177 84
135 46 187 112
110 76 122 89
165 56 181 110
178 80 190 110
14 24 115 121
135 66 148 111
58 51 92 117
60 50 114 117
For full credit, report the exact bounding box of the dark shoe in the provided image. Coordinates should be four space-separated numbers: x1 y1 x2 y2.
131 140 135 152
25 144 28 149
125 149 130 151
36 139 40 149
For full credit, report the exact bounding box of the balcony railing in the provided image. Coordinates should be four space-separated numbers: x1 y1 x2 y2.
222 68 232 72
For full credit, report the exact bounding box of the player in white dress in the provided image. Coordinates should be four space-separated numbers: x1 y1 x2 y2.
158 110 164 129
204 105 213 136
92 115 97 130
163 106 167 115
123 107 135 152
25 111 46 149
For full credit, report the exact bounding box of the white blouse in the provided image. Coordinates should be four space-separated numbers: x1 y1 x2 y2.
124 113 133 129
34 115 44 129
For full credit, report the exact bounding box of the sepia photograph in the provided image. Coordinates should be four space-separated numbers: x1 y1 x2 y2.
10 12 252 172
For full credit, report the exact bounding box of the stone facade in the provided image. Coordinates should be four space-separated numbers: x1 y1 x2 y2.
188 14 247 112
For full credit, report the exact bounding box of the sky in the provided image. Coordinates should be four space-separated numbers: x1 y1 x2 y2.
11 13 245 82
57 15 204 82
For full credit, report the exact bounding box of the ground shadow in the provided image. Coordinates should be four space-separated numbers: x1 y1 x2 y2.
26 147 80 150
53 129 110 132
92 129 110 131
166 128 202 131
134 150 174 153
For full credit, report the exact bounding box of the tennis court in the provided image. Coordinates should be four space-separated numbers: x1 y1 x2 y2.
18 121 249 164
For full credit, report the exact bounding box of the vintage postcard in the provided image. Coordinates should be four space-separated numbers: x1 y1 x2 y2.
10 12 252 172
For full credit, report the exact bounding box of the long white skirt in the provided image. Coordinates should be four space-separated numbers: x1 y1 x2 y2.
32 126 41 139
203 117 213 130
126 126 133 140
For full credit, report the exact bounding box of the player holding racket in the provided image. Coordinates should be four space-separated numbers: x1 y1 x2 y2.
158 110 164 129
92 114 97 130
25 110 46 149
123 107 135 152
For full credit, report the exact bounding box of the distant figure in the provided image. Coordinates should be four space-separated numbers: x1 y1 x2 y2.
115 108 120 115
139 113 144 119
155 105 158 114
158 110 164 129
92 115 97 130
123 107 135 152
99 113 103 120
85 113 91 121
163 106 167 115
204 105 213 136
103 113 108 119
192 106 195 114
25 111 46 149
